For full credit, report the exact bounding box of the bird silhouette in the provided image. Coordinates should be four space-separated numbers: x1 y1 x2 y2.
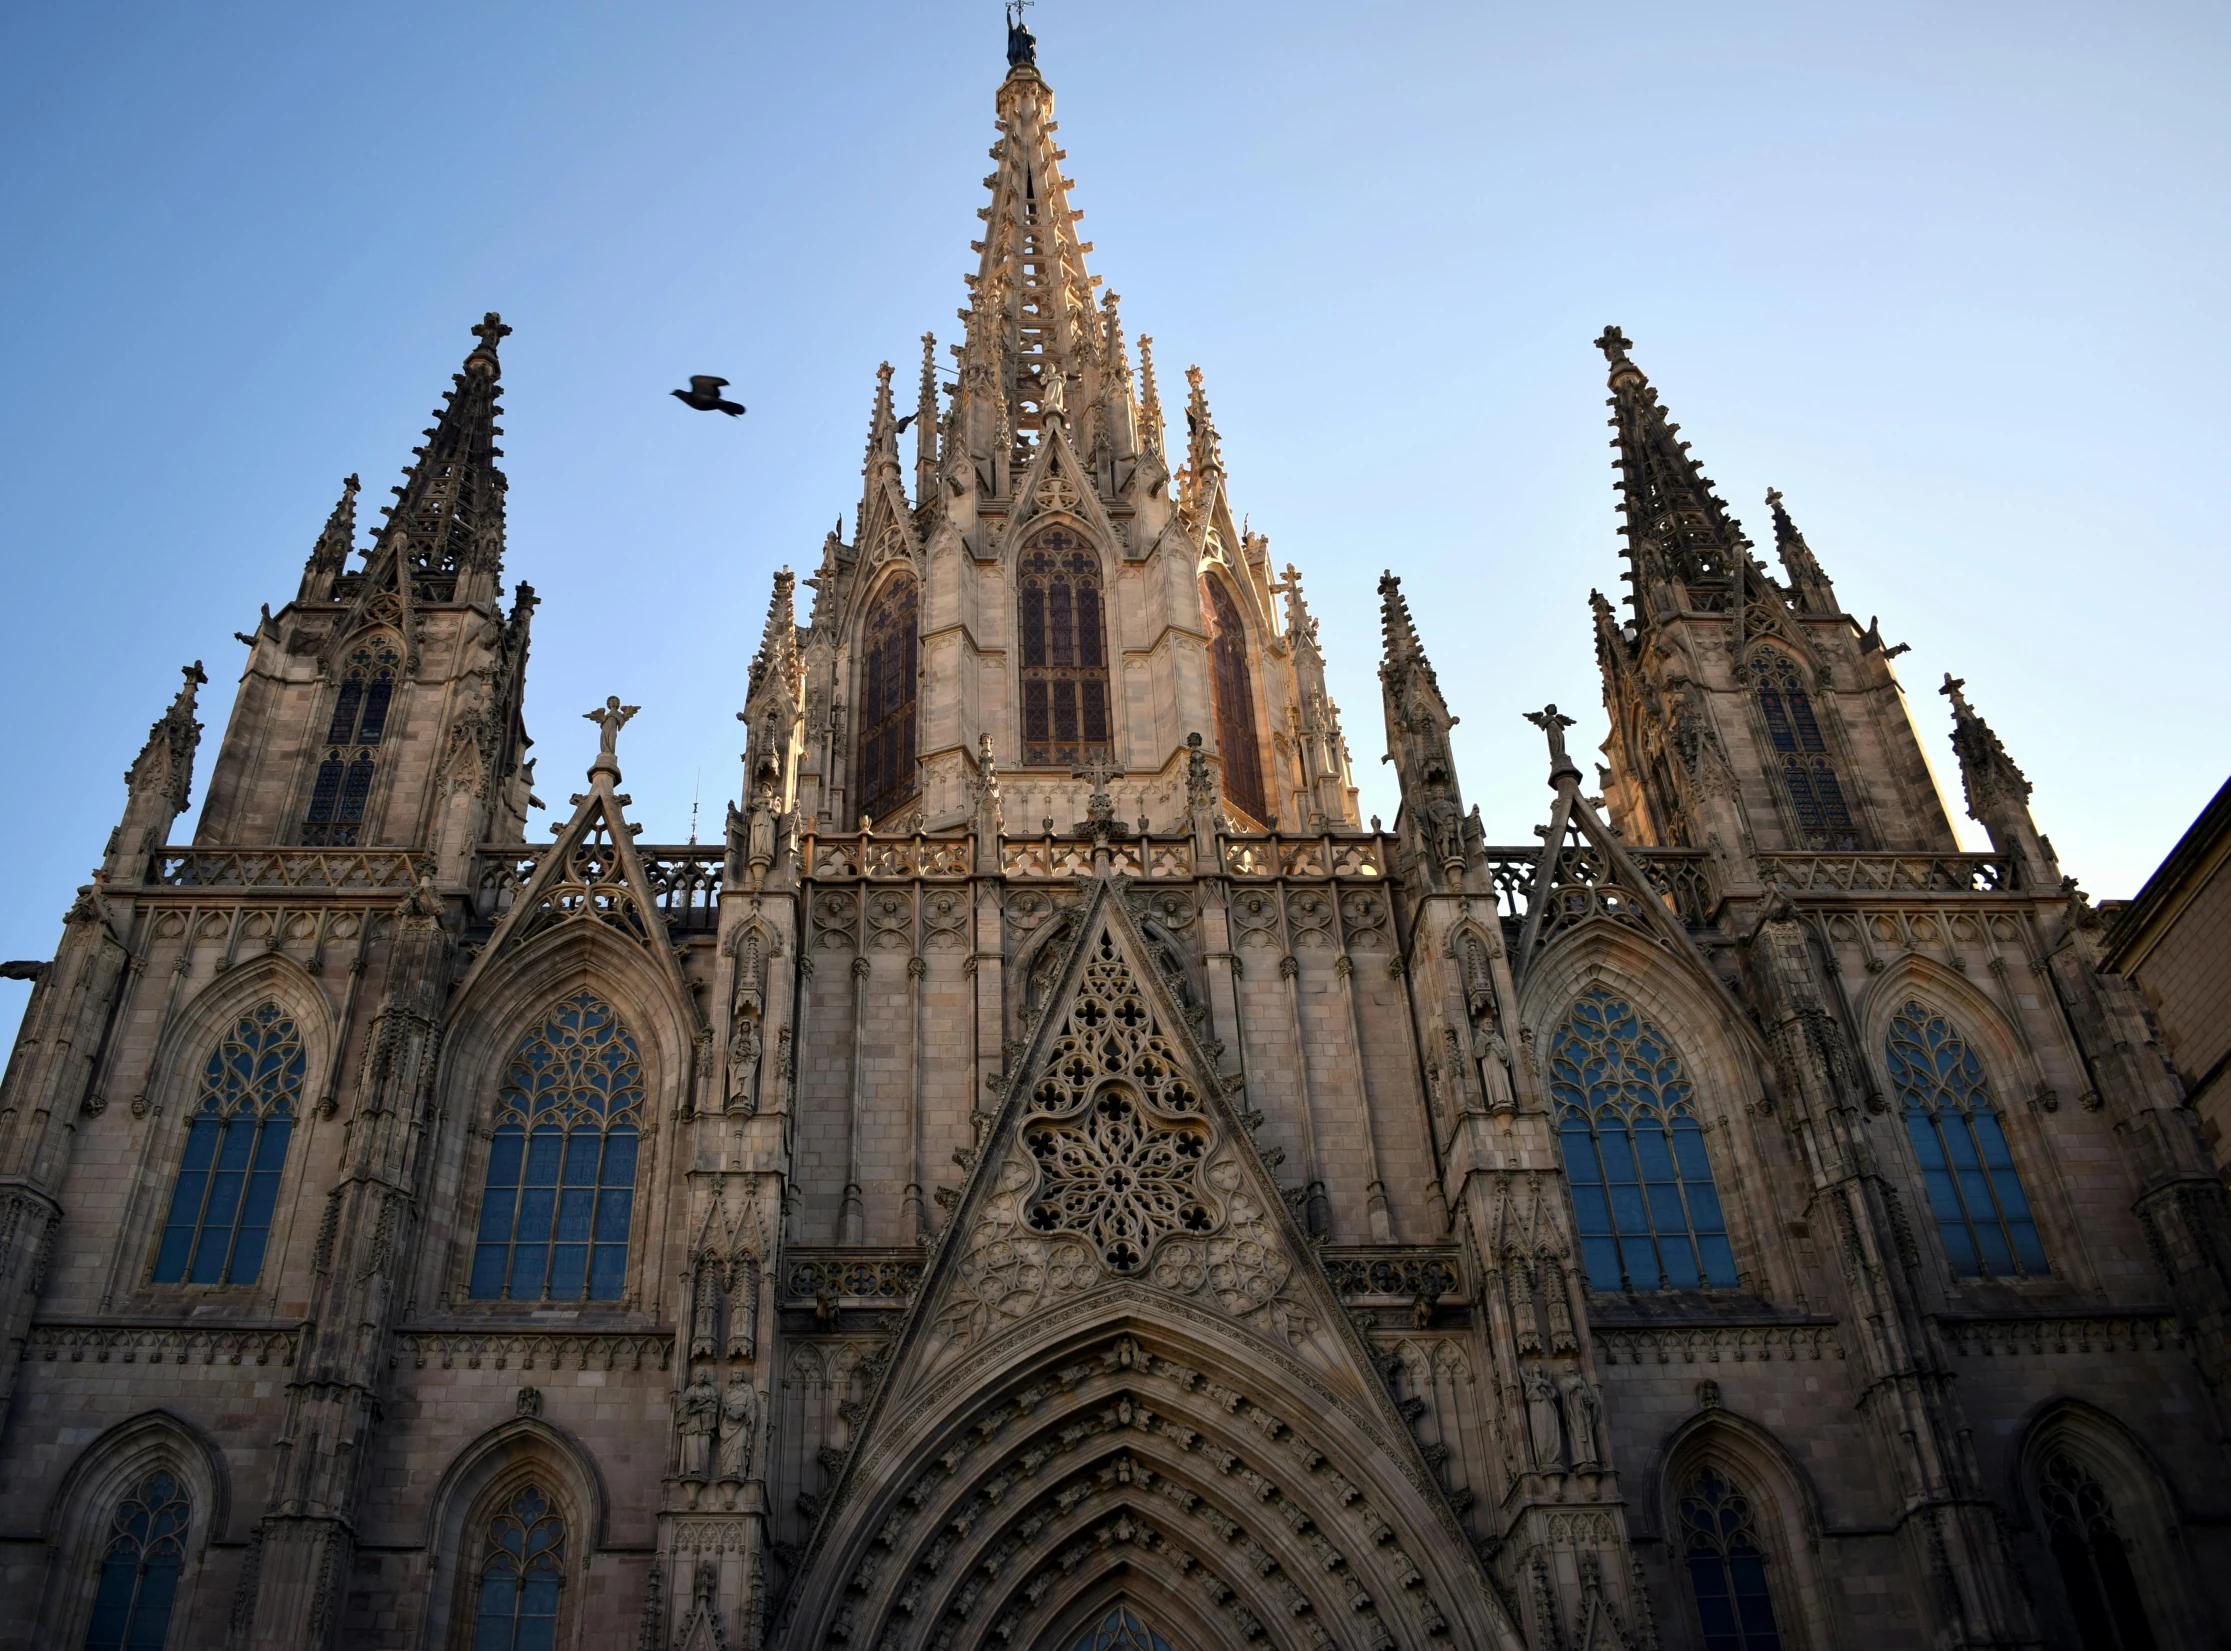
672 376 746 416
893 412 918 433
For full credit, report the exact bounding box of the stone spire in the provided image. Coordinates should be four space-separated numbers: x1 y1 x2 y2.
1281 565 1357 830
104 662 207 880
1379 573 1473 886
1182 364 1225 517
1942 673 2057 885
374 312 511 609
746 567 801 708
914 333 940 505
1766 486 1839 614
296 474 359 604
1136 333 1165 461
1596 325 1758 625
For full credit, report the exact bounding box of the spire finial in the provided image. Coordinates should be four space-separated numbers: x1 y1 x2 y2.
466 311 511 374
1005 1 1037 69
1137 335 1164 458
1595 324 1633 362
584 696 640 782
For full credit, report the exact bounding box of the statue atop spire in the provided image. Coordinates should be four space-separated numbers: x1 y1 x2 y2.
1005 1 1037 69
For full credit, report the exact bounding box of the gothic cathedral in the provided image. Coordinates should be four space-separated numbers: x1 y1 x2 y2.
2 29 2224 1651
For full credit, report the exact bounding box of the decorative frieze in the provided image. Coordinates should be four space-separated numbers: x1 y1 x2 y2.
1592 1321 1842 1366
29 1321 303 1366
782 1251 923 1305
394 1330 673 1371
1319 1248 1464 1303
151 848 429 891
1937 1314 2184 1357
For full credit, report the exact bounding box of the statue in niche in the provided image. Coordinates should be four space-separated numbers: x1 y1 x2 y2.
718 1371 758 1481
1524 1366 1565 1470
727 1011 762 1114
678 1368 720 1480
1561 1372 1603 1470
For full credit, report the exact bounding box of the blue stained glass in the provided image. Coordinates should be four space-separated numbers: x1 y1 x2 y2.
1679 1469 1784 1651
1065 1606 1176 1651
471 1485 565 1651
1754 651 1857 847
1550 990 1737 1291
1886 1001 2047 1279
153 1005 304 1287
470 993 643 1301
80 1471 189 1651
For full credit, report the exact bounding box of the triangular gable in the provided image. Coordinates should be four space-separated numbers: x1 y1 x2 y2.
321 534 414 674
996 420 1123 562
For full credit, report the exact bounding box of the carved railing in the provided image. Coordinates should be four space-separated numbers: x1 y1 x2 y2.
151 848 429 892
1220 834 1387 879
807 834 974 881
1001 836 1195 879
782 1250 924 1304
1481 851 1538 924
470 845 723 931
1631 849 1718 929
1319 1247 1465 1303
1760 853 2009 895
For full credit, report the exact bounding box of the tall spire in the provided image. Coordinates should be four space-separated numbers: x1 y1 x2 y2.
1766 487 1839 614
1378 573 1473 887
375 312 511 608
1182 363 1224 516
1136 334 1165 461
296 474 360 603
1941 673 2057 885
914 334 940 504
747 567 801 707
104 662 206 879
1597 325 1756 625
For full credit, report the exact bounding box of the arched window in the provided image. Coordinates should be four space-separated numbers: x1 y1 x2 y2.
2037 1452 2158 1651
469 992 643 1302
855 571 919 826
1752 651 1858 849
1066 1606 1175 1651
469 1484 565 1651
1201 576 1269 825
82 1470 189 1651
1678 1468 1785 1651
152 1002 304 1285
304 643 398 845
1018 529 1110 768
1885 1001 2046 1278
1549 989 1737 1291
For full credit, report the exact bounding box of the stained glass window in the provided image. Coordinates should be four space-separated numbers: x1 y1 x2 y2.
469 993 642 1302
153 1003 304 1286
1018 529 1110 769
81 1470 188 1651
1753 651 1858 849
1886 1001 2046 1278
1549 989 1737 1291
470 1485 564 1651
855 572 920 826
1065 1606 1175 1651
1202 576 1269 825
2038 1452 2157 1651
304 643 398 846
1679 1468 1785 1651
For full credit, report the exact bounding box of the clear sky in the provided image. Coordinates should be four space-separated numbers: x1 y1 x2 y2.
2 1 2225 1043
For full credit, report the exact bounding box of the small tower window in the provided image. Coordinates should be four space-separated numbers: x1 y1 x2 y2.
1202 576 1269 825
470 992 642 1303
854 571 920 827
2037 1452 2157 1651
153 1003 305 1286
469 1484 565 1651
1017 529 1110 768
1549 989 1737 1291
81 1470 190 1651
1752 651 1858 848
1886 1001 2046 1277
1678 1468 1785 1651
303 643 398 846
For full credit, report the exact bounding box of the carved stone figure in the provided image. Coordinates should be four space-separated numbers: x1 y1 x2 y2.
583 694 639 759
1525 1366 1565 1470
677 1369 720 1480
690 1258 724 1362
1561 1372 1603 1470
717 1373 758 1481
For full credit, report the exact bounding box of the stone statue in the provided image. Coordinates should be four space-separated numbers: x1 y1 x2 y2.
1005 2 1036 68
1561 1372 1603 1470
727 1013 761 1114
1524 1366 1564 1470
583 695 640 759
678 1368 720 1479
718 1371 758 1480
1524 703 1578 775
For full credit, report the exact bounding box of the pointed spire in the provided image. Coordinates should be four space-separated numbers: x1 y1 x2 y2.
1940 673 2056 885
105 662 206 878
1766 487 1839 613
746 567 800 706
1378 573 1472 885
1183 364 1224 513
1596 325 1755 625
377 312 511 607
1137 334 1165 460
297 474 360 603
866 360 897 461
914 334 940 503
1377 571 1439 695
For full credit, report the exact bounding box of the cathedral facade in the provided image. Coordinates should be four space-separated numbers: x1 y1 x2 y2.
1 31 2227 1651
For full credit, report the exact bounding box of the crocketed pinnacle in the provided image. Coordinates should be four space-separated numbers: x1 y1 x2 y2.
1183 364 1224 510
1377 572 1441 696
297 474 360 602
747 567 801 706
126 661 208 815
1942 673 2031 811
1766 487 1838 613
378 312 511 606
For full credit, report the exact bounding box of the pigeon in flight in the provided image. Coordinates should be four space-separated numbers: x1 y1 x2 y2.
672 376 746 416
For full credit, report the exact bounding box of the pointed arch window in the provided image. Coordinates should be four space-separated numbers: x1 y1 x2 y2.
469 1484 565 1651
1549 989 1737 1291
1065 1607 1176 1651
2037 1452 2157 1651
1018 528 1110 768
855 571 920 826
469 992 643 1302
152 1002 304 1286
1202 576 1269 825
304 642 398 846
81 1469 189 1651
1678 1468 1785 1651
1752 651 1858 849
1886 1001 2046 1278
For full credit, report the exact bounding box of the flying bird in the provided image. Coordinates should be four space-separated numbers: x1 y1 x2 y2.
893 412 918 433
672 376 746 416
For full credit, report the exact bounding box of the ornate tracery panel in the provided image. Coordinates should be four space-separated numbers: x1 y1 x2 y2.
2037 1452 2157 1651
1201 575 1269 825
1885 1000 2046 1278
1751 650 1858 849
855 570 920 825
1678 1468 1785 1651
469 992 643 1302
1065 1606 1177 1651
153 1002 305 1286
81 1470 189 1651
304 641 397 845
1548 989 1737 1291
1018 528 1110 768
467 1484 565 1651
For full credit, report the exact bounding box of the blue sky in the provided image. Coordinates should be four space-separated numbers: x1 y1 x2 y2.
2 1 2225 1040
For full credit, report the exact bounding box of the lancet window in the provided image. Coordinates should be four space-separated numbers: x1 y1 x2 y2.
2036 1452 2157 1651
152 1002 304 1286
1549 989 1737 1291
469 992 642 1302
469 1484 565 1651
81 1470 189 1651
1752 650 1858 848
1018 529 1110 768
1065 1607 1176 1651
855 571 920 826
1678 1468 1785 1651
303 642 398 846
1202 575 1269 824
1885 1001 2046 1278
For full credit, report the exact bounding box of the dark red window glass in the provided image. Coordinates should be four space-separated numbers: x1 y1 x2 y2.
1202 577 1269 825
1754 651 1858 848
854 572 920 825
1017 531 1110 769
304 643 398 846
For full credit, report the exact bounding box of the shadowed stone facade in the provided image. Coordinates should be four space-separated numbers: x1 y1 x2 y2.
2 29 2226 1651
